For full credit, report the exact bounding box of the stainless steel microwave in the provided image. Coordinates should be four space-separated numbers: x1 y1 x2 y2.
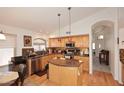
65 42 75 48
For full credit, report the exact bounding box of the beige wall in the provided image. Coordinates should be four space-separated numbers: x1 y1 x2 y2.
0 24 48 56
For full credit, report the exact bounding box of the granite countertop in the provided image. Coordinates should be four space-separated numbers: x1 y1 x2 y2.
27 53 89 60
48 58 83 67
27 54 52 59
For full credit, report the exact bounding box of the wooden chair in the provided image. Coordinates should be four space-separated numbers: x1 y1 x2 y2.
99 50 109 65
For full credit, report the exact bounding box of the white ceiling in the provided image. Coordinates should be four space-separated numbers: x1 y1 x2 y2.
0 7 106 34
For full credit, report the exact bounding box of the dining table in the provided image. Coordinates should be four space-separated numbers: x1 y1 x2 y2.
0 71 18 86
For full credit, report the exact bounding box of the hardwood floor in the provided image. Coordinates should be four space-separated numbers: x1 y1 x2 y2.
24 70 120 86
0 64 121 86
82 71 119 86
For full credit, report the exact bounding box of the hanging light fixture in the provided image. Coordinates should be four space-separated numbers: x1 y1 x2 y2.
58 13 61 42
0 30 6 40
68 7 72 42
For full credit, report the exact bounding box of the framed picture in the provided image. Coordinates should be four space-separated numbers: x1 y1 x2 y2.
24 35 32 47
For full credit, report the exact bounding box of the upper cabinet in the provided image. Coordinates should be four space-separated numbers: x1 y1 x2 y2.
49 34 89 48
82 35 89 48
49 38 61 47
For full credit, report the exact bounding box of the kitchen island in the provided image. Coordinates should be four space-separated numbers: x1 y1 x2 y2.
26 54 63 76
48 58 83 86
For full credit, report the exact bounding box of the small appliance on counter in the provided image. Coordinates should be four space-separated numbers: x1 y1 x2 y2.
48 48 53 54
84 48 89 55
64 47 75 59
80 48 89 57
64 52 74 59
80 50 84 56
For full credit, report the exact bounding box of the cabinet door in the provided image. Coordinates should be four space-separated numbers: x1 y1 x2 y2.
73 37 79 47
31 59 36 74
40 58 42 71
74 56 80 60
49 63 60 84
35 59 39 72
42 56 49 70
81 57 89 71
83 61 89 71
51 38 62 47
37 58 41 72
49 39 57 47
42 57 46 70
61 38 65 47
82 36 89 48
74 56 89 72
60 66 78 85
64 37 69 45
49 39 52 47
78 36 84 47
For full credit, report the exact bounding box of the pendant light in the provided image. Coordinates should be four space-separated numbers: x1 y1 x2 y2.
68 7 72 42
58 13 61 42
0 30 6 40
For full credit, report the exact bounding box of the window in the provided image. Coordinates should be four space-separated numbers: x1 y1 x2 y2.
0 48 14 66
0 34 16 66
33 38 46 51
92 43 95 49
33 44 46 51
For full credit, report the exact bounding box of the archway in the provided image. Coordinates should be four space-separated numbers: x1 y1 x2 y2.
91 20 115 74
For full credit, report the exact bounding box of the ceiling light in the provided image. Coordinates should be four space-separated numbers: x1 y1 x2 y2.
0 30 6 40
98 35 104 40
68 7 72 42
58 13 61 42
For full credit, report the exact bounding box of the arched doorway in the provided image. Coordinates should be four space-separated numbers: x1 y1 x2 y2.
91 20 115 74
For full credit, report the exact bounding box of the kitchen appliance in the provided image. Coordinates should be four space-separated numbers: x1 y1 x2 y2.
66 42 75 48
64 52 74 59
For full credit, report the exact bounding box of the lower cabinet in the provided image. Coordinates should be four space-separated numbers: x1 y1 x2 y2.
74 56 89 71
27 54 62 76
41 55 53 70
41 56 49 70
27 54 83 76
41 54 63 70
49 63 83 86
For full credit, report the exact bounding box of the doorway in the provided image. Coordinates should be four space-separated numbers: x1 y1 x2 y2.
91 21 114 73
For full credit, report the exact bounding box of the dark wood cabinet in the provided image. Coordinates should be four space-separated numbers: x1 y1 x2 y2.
99 50 109 65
